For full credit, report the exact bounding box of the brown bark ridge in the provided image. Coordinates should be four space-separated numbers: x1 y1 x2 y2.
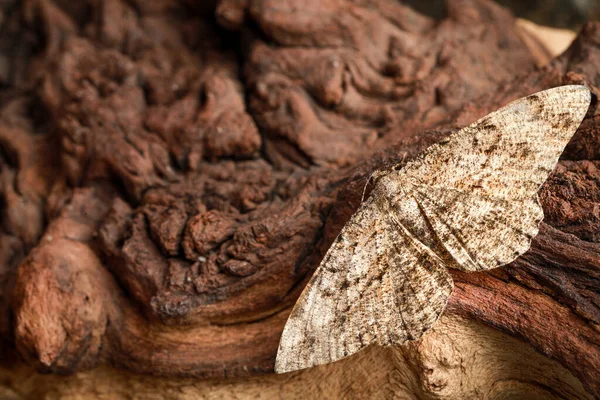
0 0 598 398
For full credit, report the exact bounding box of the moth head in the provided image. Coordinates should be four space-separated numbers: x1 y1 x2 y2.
369 170 403 195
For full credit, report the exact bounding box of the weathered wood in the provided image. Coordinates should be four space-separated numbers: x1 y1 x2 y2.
0 0 598 398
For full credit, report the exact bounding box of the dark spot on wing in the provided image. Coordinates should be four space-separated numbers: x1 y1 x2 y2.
519 145 532 158
357 332 365 346
551 112 575 131
438 137 451 145
484 143 499 155
526 94 545 114
339 279 350 290
479 118 497 132
289 302 307 319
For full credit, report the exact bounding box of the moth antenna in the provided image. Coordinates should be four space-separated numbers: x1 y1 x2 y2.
360 173 373 204
361 170 383 203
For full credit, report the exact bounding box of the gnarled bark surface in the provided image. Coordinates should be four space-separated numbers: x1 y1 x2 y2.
0 0 598 398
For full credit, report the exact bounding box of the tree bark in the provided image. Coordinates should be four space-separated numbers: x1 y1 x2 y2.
0 0 598 399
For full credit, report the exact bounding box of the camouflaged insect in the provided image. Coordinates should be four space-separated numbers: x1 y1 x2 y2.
275 85 592 373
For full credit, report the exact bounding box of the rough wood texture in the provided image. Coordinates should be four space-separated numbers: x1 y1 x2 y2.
0 0 598 398
0 314 593 399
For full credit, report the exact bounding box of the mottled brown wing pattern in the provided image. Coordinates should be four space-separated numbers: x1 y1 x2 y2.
274 196 452 373
411 185 543 271
393 85 591 272
399 85 591 200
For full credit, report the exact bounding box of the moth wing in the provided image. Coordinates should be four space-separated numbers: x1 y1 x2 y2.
393 85 590 272
411 185 543 272
274 197 453 374
399 85 591 201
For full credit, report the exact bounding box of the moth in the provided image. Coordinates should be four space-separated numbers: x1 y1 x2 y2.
275 85 592 373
